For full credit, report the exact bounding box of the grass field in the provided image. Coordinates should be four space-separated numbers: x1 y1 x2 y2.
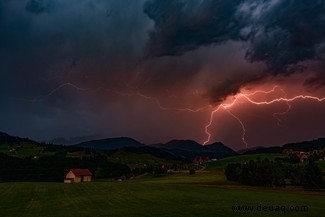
0 173 324 217
0 142 55 158
317 160 325 170
107 150 183 169
205 153 288 170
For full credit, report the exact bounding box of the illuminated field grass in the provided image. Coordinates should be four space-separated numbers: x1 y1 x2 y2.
0 173 323 217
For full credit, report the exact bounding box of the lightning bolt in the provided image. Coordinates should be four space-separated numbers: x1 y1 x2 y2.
203 95 241 146
203 86 325 147
272 87 291 126
242 94 325 105
27 83 209 113
224 108 248 148
25 82 325 149
203 86 279 148
111 91 210 112
27 83 90 103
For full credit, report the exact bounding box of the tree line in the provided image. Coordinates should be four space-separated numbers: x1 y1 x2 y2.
225 158 324 190
0 152 130 182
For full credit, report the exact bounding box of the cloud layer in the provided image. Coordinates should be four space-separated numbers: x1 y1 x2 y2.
144 0 325 74
0 0 324 148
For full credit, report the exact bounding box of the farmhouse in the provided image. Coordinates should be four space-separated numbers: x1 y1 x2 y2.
282 149 310 162
64 169 92 183
296 152 308 162
193 156 211 165
282 149 295 155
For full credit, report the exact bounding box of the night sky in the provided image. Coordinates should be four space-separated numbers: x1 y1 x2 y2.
1 0 325 150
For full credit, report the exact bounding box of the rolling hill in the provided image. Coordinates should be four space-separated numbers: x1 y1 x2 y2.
151 140 237 160
243 138 325 154
283 138 325 151
74 138 237 160
74 137 145 150
0 132 187 182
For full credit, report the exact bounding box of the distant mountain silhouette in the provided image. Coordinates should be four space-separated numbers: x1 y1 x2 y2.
74 138 237 160
1 131 235 160
153 140 202 151
243 138 325 154
205 142 237 154
151 140 237 160
51 134 102 145
283 138 325 151
74 137 145 150
3 131 325 160
0 131 37 145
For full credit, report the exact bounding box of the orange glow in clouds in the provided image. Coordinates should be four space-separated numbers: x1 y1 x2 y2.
28 82 325 149
203 86 325 147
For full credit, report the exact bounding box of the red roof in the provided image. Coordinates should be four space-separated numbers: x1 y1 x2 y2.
203 157 210 161
70 169 92 176
296 153 307 159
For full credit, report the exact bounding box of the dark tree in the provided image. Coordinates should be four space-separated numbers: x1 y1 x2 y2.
303 160 324 190
225 163 241 181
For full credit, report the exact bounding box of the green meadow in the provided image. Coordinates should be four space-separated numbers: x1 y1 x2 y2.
0 172 324 217
0 142 55 159
205 153 288 170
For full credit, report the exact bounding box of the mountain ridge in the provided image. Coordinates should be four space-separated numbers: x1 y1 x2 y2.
243 138 325 154
75 137 145 150
73 137 237 160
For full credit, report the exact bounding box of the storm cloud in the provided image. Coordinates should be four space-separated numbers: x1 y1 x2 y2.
0 0 324 149
144 0 325 76
25 0 51 14
143 0 243 57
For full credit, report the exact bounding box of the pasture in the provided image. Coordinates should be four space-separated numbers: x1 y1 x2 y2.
0 172 324 217
205 153 288 170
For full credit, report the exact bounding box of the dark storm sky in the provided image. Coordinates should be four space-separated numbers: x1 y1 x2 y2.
0 0 325 150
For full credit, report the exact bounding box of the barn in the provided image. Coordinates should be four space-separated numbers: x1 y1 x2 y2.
64 169 93 183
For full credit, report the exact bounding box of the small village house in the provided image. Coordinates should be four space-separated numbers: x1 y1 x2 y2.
296 152 308 162
282 149 295 155
64 169 92 183
193 156 211 165
282 149 310 162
